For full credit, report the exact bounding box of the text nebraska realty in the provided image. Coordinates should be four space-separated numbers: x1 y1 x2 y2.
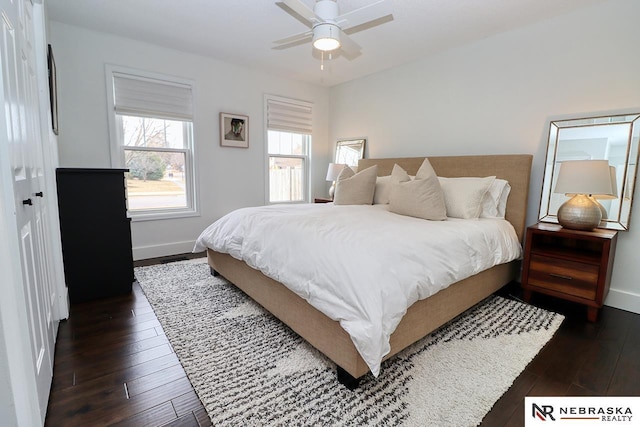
559 406 632 422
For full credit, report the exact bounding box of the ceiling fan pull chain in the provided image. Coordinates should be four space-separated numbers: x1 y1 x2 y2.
321 50 324 71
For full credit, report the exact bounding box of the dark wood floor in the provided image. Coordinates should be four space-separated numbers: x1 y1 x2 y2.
482 284 640 426
45 255 640 426
45 253 211 427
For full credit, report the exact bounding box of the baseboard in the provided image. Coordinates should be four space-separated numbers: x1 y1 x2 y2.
56 286 69 321
133 240 198 261
605 288 640 314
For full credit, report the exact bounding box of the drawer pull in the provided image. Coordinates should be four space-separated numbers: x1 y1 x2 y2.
549 273 573 280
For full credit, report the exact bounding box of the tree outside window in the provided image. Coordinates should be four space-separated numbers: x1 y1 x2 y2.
120 116 191 211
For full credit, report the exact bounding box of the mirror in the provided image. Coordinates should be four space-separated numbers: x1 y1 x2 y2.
335 138 366 167
539 113 640 230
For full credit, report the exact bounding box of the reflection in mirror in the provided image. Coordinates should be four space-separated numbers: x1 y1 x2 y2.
539 113 640 230
335 138 366 167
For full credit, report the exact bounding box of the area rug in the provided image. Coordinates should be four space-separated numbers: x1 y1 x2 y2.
135 258 564 426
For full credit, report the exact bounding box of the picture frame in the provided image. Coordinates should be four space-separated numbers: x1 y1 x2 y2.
220 112 249 148
47 44 59 135
335 138 366 167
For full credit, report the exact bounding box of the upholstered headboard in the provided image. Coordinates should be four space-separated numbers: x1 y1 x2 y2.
358 155 533 242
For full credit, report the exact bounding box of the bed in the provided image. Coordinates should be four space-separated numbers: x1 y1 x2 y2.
198 154 532 388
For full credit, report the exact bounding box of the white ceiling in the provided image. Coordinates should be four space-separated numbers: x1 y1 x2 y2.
46 0 608 87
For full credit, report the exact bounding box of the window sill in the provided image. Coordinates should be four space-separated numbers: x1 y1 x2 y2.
268 200 308 205
129 209 200 222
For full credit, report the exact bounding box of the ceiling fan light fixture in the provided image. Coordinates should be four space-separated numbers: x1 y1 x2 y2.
312 23 341 51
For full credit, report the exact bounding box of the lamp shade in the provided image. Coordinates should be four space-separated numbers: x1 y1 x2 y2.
591 166 618 200
554 160 614 196
326 163 346 181
312 23 341 51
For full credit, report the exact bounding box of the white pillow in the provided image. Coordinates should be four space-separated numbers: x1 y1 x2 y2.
333 165 378 205
389 159 447 220
373 164 411 204
480 179 511 219
373 176 392 204
438 176 496 219
496 183 511 218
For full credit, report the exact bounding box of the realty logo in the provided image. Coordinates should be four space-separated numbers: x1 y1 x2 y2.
533 403 556 421
525 397 638 425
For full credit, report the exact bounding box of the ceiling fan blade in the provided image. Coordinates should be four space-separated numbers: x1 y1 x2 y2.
338 31 362 60
272 34 313 50
278 0 318 26
337 0 393 32
273 30 313 45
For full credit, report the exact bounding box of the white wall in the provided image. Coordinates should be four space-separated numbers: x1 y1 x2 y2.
50 22 330 260
329 0 640 313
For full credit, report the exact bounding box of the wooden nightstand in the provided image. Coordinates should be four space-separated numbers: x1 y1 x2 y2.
521 223 617 322
314 198 332 203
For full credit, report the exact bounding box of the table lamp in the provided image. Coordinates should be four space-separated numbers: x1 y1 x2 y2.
326 163 346 199
554 160 615 230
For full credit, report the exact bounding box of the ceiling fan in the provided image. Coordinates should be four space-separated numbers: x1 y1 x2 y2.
273 0 393 59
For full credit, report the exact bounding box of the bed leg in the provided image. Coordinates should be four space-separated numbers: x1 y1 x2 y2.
210 267 219 277
337 366 360 390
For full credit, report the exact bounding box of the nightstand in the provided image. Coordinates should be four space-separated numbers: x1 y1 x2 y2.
521 223 617 322
314 198 332 203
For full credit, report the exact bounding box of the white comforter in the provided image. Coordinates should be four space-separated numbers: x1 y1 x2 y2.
194 203 522 376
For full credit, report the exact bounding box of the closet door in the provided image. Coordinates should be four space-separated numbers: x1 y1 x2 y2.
0 0 56 422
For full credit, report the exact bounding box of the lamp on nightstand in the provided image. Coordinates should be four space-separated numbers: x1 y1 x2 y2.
554 160 616 230
326 163 346 199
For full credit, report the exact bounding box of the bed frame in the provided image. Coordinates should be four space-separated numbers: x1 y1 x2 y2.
207 154 533 388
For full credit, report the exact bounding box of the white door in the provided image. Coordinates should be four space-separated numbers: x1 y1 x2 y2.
0 0 56 421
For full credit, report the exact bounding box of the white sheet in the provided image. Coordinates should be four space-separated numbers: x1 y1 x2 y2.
194 203 522 376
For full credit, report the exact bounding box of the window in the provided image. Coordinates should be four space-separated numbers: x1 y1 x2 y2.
266 96 312 203
268 131 309 202
107 67 196 219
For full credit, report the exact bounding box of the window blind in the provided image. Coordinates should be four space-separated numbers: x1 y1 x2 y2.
113 73 193 121
266 98 312 135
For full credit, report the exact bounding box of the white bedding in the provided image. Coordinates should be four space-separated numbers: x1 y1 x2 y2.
194 203 522 376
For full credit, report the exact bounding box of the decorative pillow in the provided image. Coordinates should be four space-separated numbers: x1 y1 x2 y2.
389 159 447 220
438 176 496 219
480 179 511 219
373 164 411 204
333 165 378 205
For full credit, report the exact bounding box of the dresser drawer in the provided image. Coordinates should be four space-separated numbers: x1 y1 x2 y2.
528 254 599 300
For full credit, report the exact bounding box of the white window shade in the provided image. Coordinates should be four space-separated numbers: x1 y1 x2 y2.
113 73 193 121
267 98 312 135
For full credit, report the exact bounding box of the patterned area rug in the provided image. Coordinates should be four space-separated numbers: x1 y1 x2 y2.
135 258 564 426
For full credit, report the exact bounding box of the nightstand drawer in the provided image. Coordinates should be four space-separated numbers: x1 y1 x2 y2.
528 254 599 300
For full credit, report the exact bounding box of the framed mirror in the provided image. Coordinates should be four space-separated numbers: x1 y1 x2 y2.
335 138 366 167
539 113 640 231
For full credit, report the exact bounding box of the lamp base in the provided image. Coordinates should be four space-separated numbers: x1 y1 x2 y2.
329 181 336 199
557 194 602 231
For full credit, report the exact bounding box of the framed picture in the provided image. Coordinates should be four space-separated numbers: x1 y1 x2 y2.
47 44 59 135
220 112 249 148
335 138 366 167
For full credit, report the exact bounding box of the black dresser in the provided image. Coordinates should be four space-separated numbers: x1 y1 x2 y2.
56 168 134 303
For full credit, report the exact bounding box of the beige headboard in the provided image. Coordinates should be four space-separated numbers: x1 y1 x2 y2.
358 155 533 242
